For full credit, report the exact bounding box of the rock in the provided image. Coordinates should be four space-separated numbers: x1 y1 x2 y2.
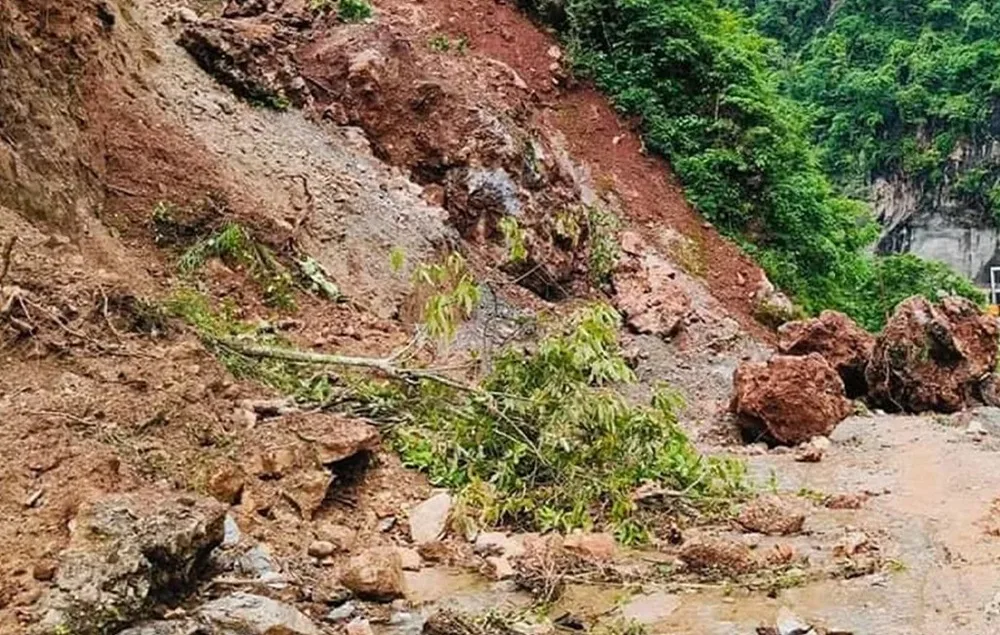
208 465 245 504
173 6 200 24
563 532 616 561
485 556 516 580
794 438 826 463
117 621 197 635
737 495 805 535
255 447 298 478
546 45 562 60
282 469 332 520
315 522 356 552
731 353 852 445
473 531 525 558
395 547 422 571
36 491 225 635
308 540 336 559
340 548 406 601
763 544 797 566
679 538 758 574
325 601 357 622
778 311 875 398
32 561 57 581
312 422 379 465
866 296 998 413
347 618 375 635
752 276 800 328
825 493 868 509
409 493 452 544
775 606 812 635
236 544 280 579
612 234 691 338
200 592 319 635
966 419 988 436
223 513 242 547
833 531 872 557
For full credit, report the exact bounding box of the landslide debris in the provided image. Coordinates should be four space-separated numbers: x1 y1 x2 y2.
778 310 876 399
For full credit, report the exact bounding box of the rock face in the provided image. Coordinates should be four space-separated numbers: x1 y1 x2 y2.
37 492 226 634
340 548 406 601
866 296 998 413
778 310 875 398
731 354 853 445
612 232 691 338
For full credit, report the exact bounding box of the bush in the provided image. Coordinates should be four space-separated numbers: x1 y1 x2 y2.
392 304 746 542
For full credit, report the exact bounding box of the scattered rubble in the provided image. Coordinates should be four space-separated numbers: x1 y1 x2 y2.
612 232 691 338
731 354 853 445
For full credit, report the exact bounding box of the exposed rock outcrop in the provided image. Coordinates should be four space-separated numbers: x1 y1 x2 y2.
731 354 852 445
778 310 875 398
36 491 226 634
866 295 998 413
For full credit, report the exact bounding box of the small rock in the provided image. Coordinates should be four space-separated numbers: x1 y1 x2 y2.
223 513 242 546
409 493 452 544
347 618 375 635
255 447 298 478
680 538 758 574
32 561 56 581
794 444 824 463
378 516 397 532
395 547 422 571
315 522 356 551
282 469 332 520
485 556 515 580
775 606 812 635
737 495 805 535
546 45 562 60
825 493 868 510
208 465 245 504
340 548 406 601
834 531 871 557
563 532 616 560
173 6 200 23
308 541 336 559
966 420 988 436
325 602 356 623
236 544 280 579
200 592 319 635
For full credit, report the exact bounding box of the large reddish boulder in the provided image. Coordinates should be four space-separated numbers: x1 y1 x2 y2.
778 310 875 398
866 296 998 413
731 354 852 445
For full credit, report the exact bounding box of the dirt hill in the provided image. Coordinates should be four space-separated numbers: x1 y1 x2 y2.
4 1 1000 634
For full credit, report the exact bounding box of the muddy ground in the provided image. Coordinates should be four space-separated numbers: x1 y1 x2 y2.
3 0 1000 633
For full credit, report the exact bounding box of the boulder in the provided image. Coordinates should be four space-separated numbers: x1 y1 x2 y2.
340 548 406 601
36 491 225 635
199 592 319 635
731 354 852 445
866 296 998 413
612 232 691 338
778 310 875 398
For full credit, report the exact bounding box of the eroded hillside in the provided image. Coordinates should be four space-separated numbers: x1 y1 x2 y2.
4 1 1000 634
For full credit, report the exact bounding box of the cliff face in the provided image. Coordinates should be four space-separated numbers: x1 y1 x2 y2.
875 138 1000 288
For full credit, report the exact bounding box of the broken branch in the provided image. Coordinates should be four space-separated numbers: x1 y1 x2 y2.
0 235 16 288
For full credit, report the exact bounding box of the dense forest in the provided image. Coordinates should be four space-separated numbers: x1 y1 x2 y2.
523 0 990 330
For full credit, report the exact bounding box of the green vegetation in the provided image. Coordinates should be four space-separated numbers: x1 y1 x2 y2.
586 205 621 284
311 0 372 21
519 0 983 330
391 303 747 542
499 217 529 263
428 33 470 53
178 222 297 309
739 0 1000 204
412 253 481 342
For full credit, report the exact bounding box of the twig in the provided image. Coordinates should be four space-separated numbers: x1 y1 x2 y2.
0 235 16 288
21 409 95 427
105 183 141 197
217 337 478 392
99 285 123 342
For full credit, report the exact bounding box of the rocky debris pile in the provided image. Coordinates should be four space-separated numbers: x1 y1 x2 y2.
612 232 691 339
731 353 853 445
35 491 226 634
866 296 998 413
778 310 875 398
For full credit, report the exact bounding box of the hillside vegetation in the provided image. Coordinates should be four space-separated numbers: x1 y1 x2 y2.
522 0 984 330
